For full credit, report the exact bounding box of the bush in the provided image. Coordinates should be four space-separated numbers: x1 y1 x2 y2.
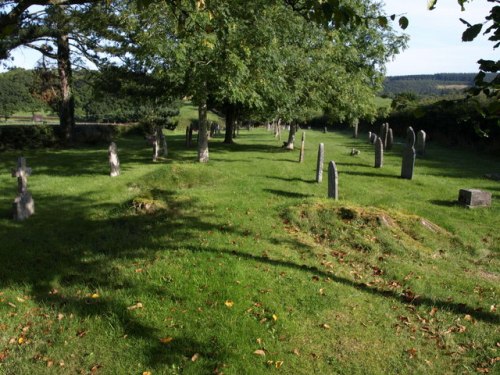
0 125 58 150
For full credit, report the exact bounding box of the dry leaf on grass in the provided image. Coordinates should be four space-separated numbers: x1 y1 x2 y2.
160 337 174 344
224 300 234 308
127 302 144 311
253 349 266 356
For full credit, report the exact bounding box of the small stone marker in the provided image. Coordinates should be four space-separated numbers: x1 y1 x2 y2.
375 137 383 168
370 133 378 145
458 189 492 208
316 143 324 183
386 128 394 150
368 131 372 143
401 127 416 179
299 132 306 163
328 161 338 200
382 123 389 149
323 126 327 134
416 130 426 156
11 157 34 221
108 142 120 177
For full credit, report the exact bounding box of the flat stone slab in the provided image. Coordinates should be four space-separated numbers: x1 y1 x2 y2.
458 189 492 208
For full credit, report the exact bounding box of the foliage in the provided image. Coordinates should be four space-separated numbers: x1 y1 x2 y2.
0 68 44 118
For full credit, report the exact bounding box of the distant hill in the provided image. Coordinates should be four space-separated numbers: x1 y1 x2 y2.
382 73 480 97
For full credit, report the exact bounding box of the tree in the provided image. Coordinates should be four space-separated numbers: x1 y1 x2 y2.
0 68 41 119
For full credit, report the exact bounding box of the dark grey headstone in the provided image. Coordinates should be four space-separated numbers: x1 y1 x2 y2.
401 127 416 179
458 189 492 208
386 128 394 150
316 143 324 183
328 161 338 200
416 130 426 156
375 137 383 168
11 157 34 220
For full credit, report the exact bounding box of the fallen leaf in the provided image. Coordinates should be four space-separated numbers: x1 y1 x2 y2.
319 288 325 296
292 348 300 356
7 302 16 308
464 315 475 323
429 307 438 316
191 353 200 362
476 368 489 374
159 337 174 344
76 330 87 338
135 268 143 273
224 300 234 308
253 349 266 356
275 361 284 368
272 314 278 321
91 294 100 299
59 360 65 367
142 372 152 375
407 348 417 359
490 305 496 313
16 297 25 303
127 302 144 311
90 364 102 373
18 337 24 344
57 313 64 321
320 323 331 330
256 338 263 345
47 360 54 367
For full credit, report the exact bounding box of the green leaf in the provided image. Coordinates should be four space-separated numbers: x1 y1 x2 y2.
399 16 409 30
378 16 388 28
462 24 483 42
427 0 438 10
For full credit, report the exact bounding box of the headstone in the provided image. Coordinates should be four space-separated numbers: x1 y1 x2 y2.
323 126 327 134
316 143 324 183
368 131 372 143
185 125 190 147
108 142 120 177
11 157 34 221
416 130 426 156
375 137 383 168
370 133 378 144
458 189 492 208
188 126 193 147
299 132 305 163
328 161 338 200
152 135 160 162
386 128 394 150
401 127 416 179
382 123 389 149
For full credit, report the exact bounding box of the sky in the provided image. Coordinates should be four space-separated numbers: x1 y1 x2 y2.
1 1 498 76
383 0 497 76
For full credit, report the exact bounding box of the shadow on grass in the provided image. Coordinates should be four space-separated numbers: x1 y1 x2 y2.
342 170 399 179
429 199 461 207
189 247 500 325
265 176 316 184
263 188 314 199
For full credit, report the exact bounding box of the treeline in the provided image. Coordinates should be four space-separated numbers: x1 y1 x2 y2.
382 73 495 97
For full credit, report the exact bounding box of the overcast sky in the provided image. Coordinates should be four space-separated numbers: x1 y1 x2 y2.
383 0 497 76
2 1 497 76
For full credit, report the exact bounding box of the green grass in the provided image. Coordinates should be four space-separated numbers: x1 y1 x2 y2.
174 101 225 131
0 128 498 374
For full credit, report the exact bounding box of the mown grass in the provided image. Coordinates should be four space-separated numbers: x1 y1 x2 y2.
174 102 225 131
0 127 498 374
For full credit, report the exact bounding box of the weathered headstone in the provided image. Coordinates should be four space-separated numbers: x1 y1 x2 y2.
458 189 492 208
401 127 416 179
375 137 383 168
328 161 338 200
370 133 378 144
382 123 389 149
299 132 306 163
11 157 34 221
316 143 324 183
108 142 120 177
323 126 327 134
386 128 394 150
368 131 372 143
416 130 426 156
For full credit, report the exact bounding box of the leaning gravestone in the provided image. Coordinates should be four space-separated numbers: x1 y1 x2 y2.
458 189 492 208
299 132 306 163
328 161 338 200
386 128 394 150
11 157 35 221
401 127 416 179
370 133 378 145
108 142 120 177
316 143 324 183
416 130 426 156
375 137 384 168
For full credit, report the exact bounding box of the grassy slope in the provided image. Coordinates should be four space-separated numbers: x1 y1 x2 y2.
0 128 498 374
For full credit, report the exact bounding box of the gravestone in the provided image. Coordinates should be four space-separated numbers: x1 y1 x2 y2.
108 142 120 177
299 132 306 163
328 161 338 200
375 137 383 168
416 130 426 156
11 157 34 221
386 128 394 150
185 125 190 147
401 127 416 179
382 123 389 149
316 143 324 183
152 134 160 162
323 127 327 134
458 189 492 208
352 119 359 138
370 133 377 144
368 131 372 143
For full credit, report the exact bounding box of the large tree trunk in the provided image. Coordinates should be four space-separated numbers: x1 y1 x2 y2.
285 123 297 150
198 99 209 163
57 31 75 143
224 104 235 144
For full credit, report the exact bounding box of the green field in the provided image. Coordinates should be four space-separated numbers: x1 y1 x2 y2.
0 128 498 374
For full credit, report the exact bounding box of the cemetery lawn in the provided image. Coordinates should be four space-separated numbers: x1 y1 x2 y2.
0 128 499 374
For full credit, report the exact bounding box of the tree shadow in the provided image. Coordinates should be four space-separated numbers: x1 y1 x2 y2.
429 199 461 207
341 170 398 179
